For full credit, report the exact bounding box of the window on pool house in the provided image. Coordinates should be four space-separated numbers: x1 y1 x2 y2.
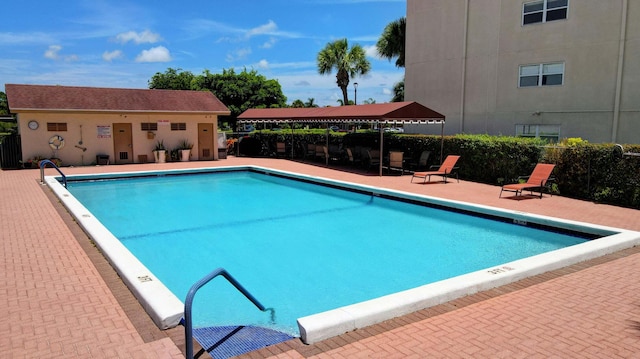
47 122 68 131
171 122 186 131
519 62 564 87
141 122 158 131
523 0 568 25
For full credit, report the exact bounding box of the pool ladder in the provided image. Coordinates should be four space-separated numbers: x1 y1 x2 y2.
39 159 67 188
183 267 269 359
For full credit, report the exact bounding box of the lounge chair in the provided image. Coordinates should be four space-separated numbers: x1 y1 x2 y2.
408 150 431 171
388 151 405 174
276 142 286 158
366 150 381 171
500 163 555 199
345 148 361 167
411 155 460 183
315 145 325 162
306 143 316 159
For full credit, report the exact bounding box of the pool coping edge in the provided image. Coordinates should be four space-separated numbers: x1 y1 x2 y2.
44 166 640 344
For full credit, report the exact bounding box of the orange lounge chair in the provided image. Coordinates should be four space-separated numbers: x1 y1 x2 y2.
411 155 460 183
276 142 286 157
500 163 555 199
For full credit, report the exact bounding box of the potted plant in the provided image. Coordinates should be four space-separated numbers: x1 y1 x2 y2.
178 139 193 162
22 155 45 169
153 140 167 163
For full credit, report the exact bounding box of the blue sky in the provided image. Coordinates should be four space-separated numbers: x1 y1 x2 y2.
1 0 406 107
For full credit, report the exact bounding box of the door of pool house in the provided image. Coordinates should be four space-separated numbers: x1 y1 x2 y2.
113 123 133 164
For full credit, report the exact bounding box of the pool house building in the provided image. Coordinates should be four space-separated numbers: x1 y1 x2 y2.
5 84 230 166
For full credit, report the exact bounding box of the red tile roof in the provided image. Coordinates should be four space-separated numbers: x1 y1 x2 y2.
238 101 445 124
5 84 230 114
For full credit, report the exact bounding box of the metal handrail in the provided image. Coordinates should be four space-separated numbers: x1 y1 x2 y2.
183 267 268 359
39 159 67 188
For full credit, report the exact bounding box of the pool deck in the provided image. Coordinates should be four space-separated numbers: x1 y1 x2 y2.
2 156 640 358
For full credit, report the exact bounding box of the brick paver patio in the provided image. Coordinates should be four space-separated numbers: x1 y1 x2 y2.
2 156 639 358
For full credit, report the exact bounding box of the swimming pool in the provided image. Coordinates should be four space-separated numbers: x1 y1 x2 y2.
46 166 640 344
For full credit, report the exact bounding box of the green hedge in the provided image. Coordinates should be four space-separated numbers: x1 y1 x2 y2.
544 142 640 208
246 131 640 208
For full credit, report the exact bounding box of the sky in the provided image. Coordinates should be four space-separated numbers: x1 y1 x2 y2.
0 0 406 107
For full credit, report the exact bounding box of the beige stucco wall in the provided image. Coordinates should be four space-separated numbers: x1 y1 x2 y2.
17 111 221 166
406 0 640 144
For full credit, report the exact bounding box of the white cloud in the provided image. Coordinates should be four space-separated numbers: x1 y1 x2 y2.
0 31 56 45
246 20 278 38
257 59 269 69
44 45 78 61
263 61 316 70
135 46 172 62
102 50 123 62
363 45 381 59
261 37 277 49
226 47 252 62
44 45 62 59
186 19 302 43
115 30 162 44
184 19 244 40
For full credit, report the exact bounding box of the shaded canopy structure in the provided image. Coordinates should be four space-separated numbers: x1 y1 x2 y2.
237 101 445 175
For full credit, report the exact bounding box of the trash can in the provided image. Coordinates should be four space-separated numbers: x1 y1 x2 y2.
96 154 109 165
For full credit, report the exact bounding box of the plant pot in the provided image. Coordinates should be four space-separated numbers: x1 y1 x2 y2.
153 150 166 163
180 149 191 162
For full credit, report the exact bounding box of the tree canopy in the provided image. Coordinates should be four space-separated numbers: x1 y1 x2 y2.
392 78 404 102
148 68 195 90
317 38 370 106
148 67 287 122
376 16 406 68
290 98 318 108
0 91 9 115
376 17 406 102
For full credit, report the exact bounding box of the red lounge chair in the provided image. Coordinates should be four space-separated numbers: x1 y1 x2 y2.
411 155 460 183
500 163 556 199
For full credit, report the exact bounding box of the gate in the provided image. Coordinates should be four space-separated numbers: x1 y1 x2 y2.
0 134 22 169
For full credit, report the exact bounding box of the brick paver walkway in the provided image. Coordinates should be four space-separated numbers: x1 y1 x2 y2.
2 157 639 358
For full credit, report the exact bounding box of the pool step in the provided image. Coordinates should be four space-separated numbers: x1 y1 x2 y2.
192 325 294 358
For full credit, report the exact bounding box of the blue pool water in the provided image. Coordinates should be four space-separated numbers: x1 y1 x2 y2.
67 170 588 336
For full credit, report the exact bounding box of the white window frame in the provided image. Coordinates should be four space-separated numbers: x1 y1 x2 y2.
519 62 564 87
516 124 561 143
522 0 568 26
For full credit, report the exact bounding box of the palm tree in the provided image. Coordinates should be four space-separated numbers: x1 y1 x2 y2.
290 99 305 108
376 16 406 68
392 79 404 102
304 98 319 108
317 39 370 106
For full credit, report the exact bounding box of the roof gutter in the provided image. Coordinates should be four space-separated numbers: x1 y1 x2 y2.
9 108 231 115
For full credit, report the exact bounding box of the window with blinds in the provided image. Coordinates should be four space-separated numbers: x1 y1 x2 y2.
47 123 68 131
171 122 186 131
523 0 568 25
519 62 564 87
141 123 158 131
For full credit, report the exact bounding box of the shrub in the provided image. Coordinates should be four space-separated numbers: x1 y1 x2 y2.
244 131 640 208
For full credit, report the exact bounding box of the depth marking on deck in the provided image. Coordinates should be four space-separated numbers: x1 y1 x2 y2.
487 266 515 275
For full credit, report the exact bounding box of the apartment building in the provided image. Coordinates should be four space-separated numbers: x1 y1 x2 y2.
405 0 639 143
